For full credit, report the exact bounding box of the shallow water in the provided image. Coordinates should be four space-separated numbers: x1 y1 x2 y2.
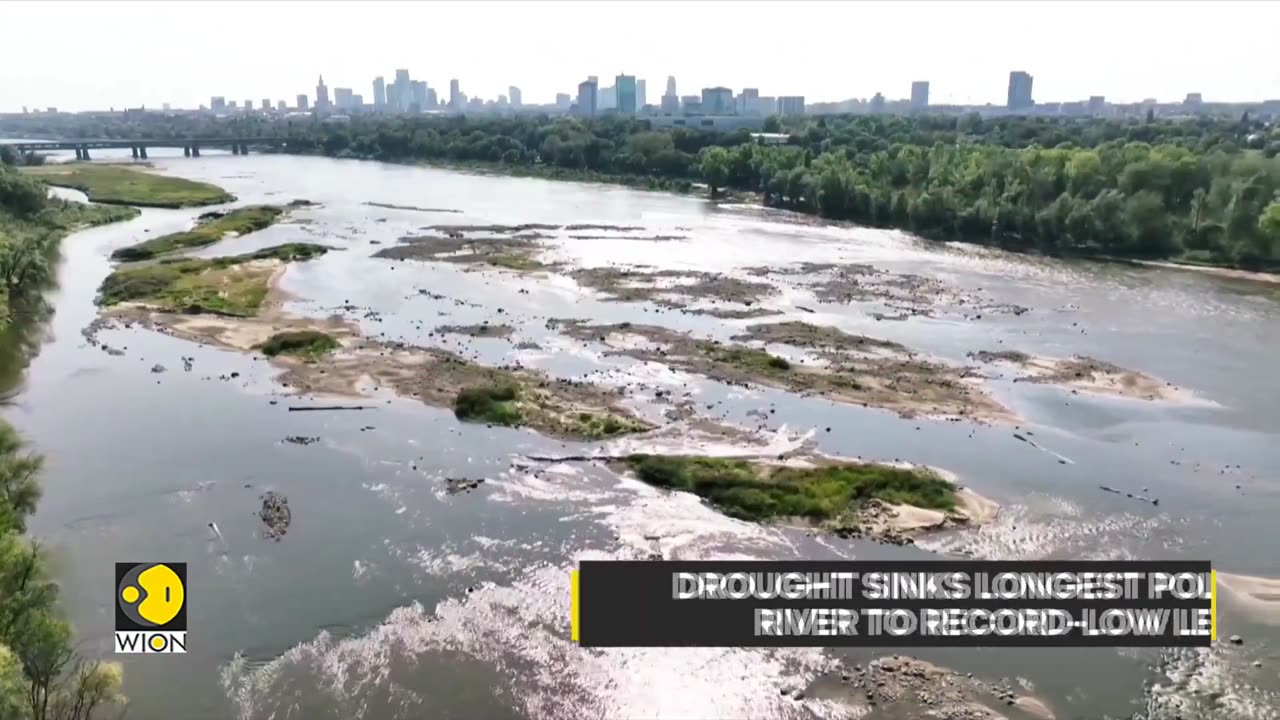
6 152 1280 719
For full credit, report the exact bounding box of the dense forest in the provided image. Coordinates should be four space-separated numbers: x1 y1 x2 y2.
4 112 1279 268
0 160 130 719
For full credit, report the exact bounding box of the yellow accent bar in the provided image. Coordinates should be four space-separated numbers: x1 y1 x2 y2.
570 569 580 643
1208 568 1218 640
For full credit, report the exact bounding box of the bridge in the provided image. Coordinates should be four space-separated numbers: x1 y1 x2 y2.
0 138 287 160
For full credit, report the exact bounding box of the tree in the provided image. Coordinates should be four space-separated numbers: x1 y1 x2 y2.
697 146 731 198
1258 201 1280 259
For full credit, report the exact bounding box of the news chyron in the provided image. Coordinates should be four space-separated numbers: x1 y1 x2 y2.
571 560 1214 647
115 562 187 654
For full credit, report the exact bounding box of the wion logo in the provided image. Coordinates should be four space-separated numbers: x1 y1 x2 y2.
114 562 187 654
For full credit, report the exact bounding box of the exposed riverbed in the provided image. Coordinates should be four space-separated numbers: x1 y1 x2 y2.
6 151 1280 720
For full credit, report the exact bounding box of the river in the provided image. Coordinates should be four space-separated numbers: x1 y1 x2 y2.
5 149 1279 719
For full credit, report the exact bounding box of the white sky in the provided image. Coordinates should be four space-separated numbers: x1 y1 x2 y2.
2 0 1278 112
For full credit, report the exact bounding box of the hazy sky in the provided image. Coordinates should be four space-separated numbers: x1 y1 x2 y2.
3 0 1278 112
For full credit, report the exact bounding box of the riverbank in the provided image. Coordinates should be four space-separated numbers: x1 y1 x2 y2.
22 163 234 208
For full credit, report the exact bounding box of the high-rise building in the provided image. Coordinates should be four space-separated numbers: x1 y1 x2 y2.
738 88 760 115
261 98 271 110
426 88 438 108
680 95 702 113
636 79 646 110
1185 92 1203 106
910 81 929 111
373 76 386 110
701 87 734 114
556 93 571 110
296 94 309 111
162 102 171 111
661 94 679 113
411 81 427 112
509 86 522 108
778 96 806 115
1007 71 1034 111
1088 95 1106 114
334 87 354 110
316 75 330 111
616 74 637 114
244 99 253 112
211 96 226 112
229 100 238 109
870 93 885 114
393 69 411 113
757 96 777 115
450 79 461 108
665 76 677 97
277 100 287 111
576 79 598 116
599 84 616 111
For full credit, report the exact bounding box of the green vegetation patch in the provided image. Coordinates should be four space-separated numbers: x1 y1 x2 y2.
256 330 340 361
97 243 328 316
111 205 284 261
447 373 651 440
23 165 233 208
619 455 955 523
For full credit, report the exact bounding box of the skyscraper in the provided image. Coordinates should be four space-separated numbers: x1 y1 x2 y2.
296 94 308 111
869 93 885 114
373 76 386 110
665 76 677 97
315 75 330 111
211 96 226 112
450 79 461 108
277 100 287 111
556 93 571 110
261 99 271 110
701 87 733 115
616 74 637 114
576 78 598 116
394 69 411 113
426 88 438 108
509 86 522 108
1007 71 1034 111
334 87 353 110
738 88 760 115
778 96 806 115
411 81 427 112
910 81 929 111
636 79 646 110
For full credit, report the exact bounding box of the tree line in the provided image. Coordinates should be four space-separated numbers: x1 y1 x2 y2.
1 161 129 719
4 112 1279 268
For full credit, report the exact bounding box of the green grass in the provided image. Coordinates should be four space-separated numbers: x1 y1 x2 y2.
111 205 284 261
22 165 233 208
620 455 956 523
255 330 339 361
454 382 524 425
704 345 793 375
97 243 328 316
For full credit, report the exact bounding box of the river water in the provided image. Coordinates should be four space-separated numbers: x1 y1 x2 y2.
5 150 1280 719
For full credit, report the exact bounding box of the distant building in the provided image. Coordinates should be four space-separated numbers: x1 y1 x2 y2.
556 92 571 110
665 76 677 97
599 84 616 111
211 96 226 112
244 99 253 112
660 94 680 113
778 96 806 115
450 79 461 108
334 87 353 110
277 100 287 111
910 81 929 111
576 79 598 116
296 94 309 111
870 93 885 114
509 86 522 108
373 76 386 110
757 96 777 115
352 94 364 109
616 74 637 114
316 75 330 111
261 98 271 110
1185 92 1203 106
426 88 438 108
1088 95 1106 114
701 87 734 115
738 88 760 115
681 95 702 114
393 69 411 112
411 81 427 112
636 79 647 110
1007 71 1034 111
649 115 766 132
229 100 238 109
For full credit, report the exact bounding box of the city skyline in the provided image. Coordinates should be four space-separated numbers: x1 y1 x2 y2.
3 0 1279 112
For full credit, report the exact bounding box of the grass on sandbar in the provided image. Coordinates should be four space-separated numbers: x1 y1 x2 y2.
111 205 284 261
23 165 233 208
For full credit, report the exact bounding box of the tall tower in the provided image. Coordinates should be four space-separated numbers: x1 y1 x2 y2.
316 75 330 111
665 75 677 97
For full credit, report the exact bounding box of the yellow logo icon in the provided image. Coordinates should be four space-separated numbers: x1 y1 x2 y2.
119 564 184 626
114 562 187 654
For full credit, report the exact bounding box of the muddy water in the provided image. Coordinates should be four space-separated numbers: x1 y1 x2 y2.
5 153 1279 720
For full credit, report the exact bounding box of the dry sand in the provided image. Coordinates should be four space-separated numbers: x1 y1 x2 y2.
1217 572 1280 626
972 351 1198 404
